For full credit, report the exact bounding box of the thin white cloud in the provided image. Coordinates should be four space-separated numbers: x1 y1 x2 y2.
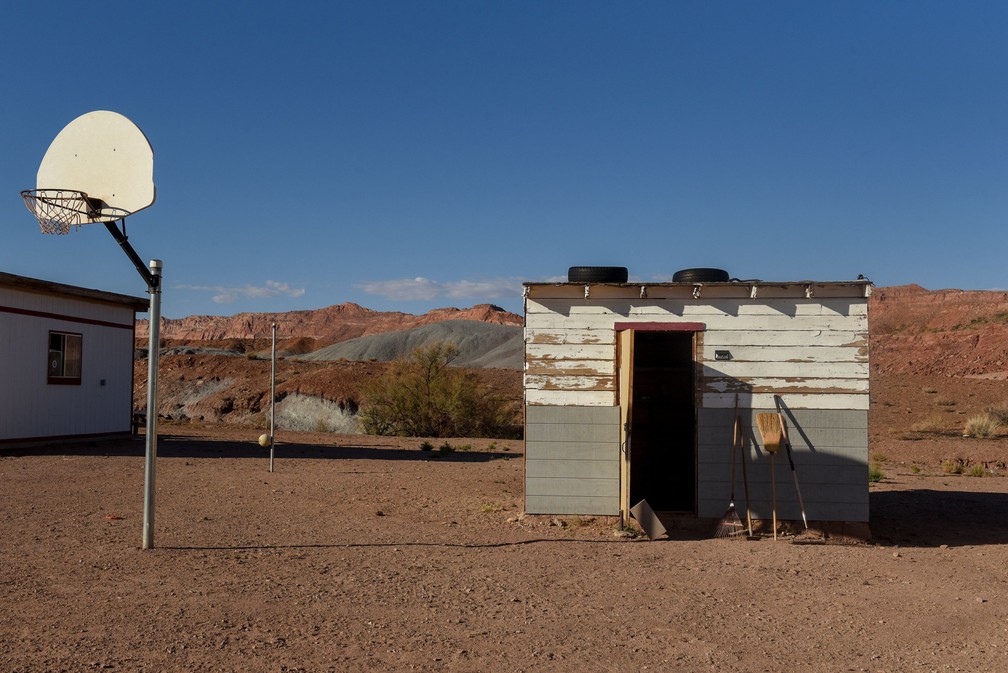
177 280 305 304
356 276 523 302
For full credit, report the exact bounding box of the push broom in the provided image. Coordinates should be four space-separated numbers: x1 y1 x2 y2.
756 412 783 540
715 396 746 538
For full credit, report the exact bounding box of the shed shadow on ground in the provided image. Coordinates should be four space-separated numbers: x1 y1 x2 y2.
870 488 1008 547
6 435 520 463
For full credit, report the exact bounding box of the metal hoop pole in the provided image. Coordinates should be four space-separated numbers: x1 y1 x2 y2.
142 260 162 549
269 322 276 472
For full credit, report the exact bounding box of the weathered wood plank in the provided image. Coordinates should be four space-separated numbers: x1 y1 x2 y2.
525 283 870 303
699 344 868 364
526 312 866 332
526 390 616 406
524 328 616 346
523 374 616 391
525 343 616 361
702 330 867 347
701 360 868 378
525 359 616 375
526 297 867 318
700 378 870 395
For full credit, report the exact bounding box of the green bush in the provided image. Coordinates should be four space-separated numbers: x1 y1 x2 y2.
359 342 520 439
869 464 884 483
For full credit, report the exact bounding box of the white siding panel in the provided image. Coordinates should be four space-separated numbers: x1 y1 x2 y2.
0 287 135 326
0 291 136 441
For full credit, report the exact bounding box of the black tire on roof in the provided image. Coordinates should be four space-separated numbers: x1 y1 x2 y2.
567 266 629 283
672 268 730 283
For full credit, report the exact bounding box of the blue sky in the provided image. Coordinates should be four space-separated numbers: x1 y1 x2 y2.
2 2 1006 319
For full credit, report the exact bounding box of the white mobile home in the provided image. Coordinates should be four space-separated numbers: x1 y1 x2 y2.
0 272 147 445
523 268 872 528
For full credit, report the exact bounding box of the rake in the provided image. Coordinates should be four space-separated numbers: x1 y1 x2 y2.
715 397 747 538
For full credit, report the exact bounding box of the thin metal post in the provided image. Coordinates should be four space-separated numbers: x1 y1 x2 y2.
142 259 162 549
269 322 276 472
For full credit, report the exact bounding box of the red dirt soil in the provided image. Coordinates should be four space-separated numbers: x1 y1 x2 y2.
2 287 1008 671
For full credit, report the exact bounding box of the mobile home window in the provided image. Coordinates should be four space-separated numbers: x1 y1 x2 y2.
48 331 82 385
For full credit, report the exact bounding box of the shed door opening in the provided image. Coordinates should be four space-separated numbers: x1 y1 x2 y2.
620 329 697 513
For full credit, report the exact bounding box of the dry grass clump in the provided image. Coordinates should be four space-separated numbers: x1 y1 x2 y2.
943 459 966 475
963 413 1001 438
985 405 1008 425
912 414 947 433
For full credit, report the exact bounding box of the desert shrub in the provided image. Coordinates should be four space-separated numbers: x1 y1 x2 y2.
943 459 965 475
964 413 1000 438
912 415 947 433
986 406 1008 425
869 464 884 483
359 342 520 438
419 441 434 451
970 465 985 478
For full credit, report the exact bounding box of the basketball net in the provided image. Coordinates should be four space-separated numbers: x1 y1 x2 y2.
20 189 97 235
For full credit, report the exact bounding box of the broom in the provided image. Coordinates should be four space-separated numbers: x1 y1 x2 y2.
714 397 746 538
756 412 782 541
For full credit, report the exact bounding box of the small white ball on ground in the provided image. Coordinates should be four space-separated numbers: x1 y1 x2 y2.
258 433 272 447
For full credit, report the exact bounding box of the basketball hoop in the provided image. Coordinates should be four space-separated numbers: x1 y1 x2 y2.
20 188 98 235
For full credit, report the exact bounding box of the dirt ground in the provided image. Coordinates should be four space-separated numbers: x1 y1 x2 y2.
3 380 1007 673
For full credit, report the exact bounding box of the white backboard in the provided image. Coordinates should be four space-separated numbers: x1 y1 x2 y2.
36 110 155 221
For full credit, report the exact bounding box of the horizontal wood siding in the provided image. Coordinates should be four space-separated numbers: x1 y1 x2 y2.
0 290 136 441
525 406 620 515
524 289 869 411
696 407 868 522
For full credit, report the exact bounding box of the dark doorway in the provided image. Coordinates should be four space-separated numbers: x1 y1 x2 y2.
629 331 696 512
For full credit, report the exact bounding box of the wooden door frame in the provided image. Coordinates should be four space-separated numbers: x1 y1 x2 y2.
615 322 705 522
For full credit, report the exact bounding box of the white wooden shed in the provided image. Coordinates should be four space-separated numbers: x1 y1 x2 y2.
0 272 148 445
523 271 872 528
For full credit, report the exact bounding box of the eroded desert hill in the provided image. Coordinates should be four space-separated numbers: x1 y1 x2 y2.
870 285 1008 377
136 302 522 345
134 286 1008 431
